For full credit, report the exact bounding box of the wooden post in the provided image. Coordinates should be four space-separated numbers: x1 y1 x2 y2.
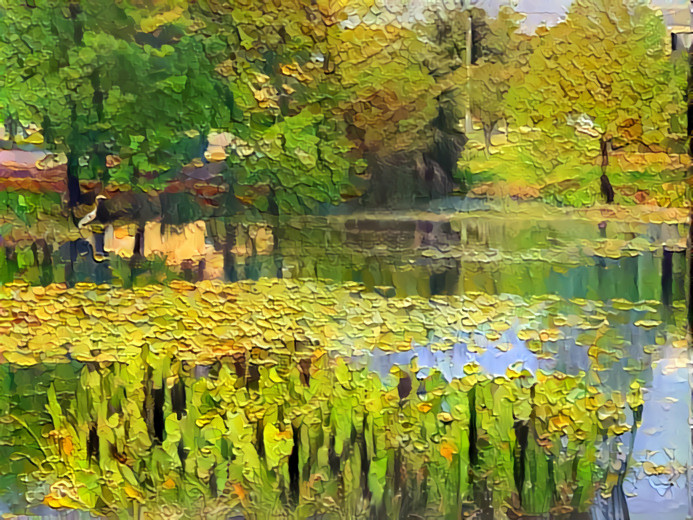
662 246 673 308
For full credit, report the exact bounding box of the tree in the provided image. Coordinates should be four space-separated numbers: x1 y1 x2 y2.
191 0 447 210
506 0 683 201
183 0 358 214
468 8 528 155
0 0 231 212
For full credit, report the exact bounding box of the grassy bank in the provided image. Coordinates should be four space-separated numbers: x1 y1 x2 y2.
461 128 691 207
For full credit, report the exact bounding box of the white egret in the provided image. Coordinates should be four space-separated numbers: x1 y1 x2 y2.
78 195 107 229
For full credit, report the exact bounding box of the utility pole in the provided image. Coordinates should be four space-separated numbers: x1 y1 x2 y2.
463 0 473 134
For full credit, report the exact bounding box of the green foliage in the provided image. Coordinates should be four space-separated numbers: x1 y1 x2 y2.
0 0 687 214
0 0 231 200
192 0 438 211
468 8 529 152
0 191 61 224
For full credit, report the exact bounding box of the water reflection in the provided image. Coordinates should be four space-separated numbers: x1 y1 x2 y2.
0 211 688 519
625 342 690 520
0 215 687 303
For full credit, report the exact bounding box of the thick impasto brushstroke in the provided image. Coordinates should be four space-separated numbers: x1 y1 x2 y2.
0 0 690 519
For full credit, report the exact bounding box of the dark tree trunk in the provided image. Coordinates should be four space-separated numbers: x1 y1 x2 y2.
513 420 529 505
66 3 85 211
143 374 165 445
600 137 614 203
36 239 53 285
40 240 53 267
468 385 478 469
31 242 40 269
482 122 494 157
360 414 371 501
223 219 237 282
88 69 109 183
267 187 279 216
600 137 610 169
93 230 105 256
133 225 145 257
177 441 188 470
87 422 99 463
662 247 673 308
255 417 265 460
67 151 82 210
68 2 83 44
170 378 186 420
196 259 206 282
91 70 104 122
288 425 300 503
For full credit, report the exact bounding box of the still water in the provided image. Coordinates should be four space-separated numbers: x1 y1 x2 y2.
0 207 689 519
1 211 687 301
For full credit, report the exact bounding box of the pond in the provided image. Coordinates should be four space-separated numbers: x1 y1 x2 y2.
1 207 688 301
0 206 689 520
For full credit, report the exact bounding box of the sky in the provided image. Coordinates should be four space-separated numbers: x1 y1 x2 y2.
473 0 690 29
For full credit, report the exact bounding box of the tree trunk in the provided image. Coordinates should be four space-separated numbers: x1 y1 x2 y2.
65 3 85 212
133 225 145 257
87 422 99 463
662 246 673 308
288 425 300 503
68 2 83 43
170 378 186 420
600 137 615 204
513 420 529 505
90 70 110 185
482 123 493 157
223 218 237 282
93 229 105 256
468 385 478 469
67 151 82 209
600 137 610 170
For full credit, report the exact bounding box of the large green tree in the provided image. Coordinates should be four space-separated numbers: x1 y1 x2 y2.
0 0 231 211
191 0 444 210
187 0 354 214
